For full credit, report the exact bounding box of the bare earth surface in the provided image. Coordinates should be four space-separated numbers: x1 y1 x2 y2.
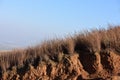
1 51 120 80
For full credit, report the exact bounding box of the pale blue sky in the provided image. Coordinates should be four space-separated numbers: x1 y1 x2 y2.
0 0 120 49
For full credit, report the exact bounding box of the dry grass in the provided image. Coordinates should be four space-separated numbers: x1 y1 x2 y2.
0 25 120 76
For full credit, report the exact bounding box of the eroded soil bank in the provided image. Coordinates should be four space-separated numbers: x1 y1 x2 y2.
1 51 120 80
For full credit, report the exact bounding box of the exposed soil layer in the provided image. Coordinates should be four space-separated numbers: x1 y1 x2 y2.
1 51 120 80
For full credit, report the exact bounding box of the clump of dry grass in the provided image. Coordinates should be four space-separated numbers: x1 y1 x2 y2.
100 26 120 51
0 25 120 76
74 26 120 53
74 30 101 53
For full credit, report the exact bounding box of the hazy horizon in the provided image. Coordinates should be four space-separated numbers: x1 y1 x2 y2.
0 0 120 50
